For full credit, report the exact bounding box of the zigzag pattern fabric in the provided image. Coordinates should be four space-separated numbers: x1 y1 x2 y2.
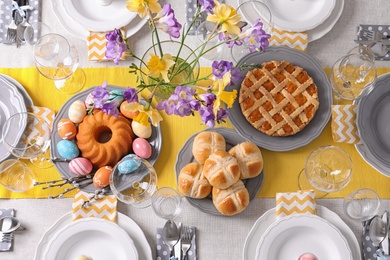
275 190 316 219
72 191 118 222
87 29 126 61
331 105 360 144
270 28 309 52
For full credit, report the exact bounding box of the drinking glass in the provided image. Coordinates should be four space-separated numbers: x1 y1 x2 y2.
303 146 352 194
33 33 85 94
196 21 224 60
0 159 35 192
151 187 182 220
230 0 273 62
344 188 381 221
110 156 158 208
24 22 51 46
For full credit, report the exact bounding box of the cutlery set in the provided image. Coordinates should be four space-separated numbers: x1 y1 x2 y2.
4 0 33 47
369 211 390 260
356 29 390 58
163 221 194 260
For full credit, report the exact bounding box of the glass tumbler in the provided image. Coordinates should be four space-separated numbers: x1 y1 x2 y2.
344 188 381 221
151 187 182 220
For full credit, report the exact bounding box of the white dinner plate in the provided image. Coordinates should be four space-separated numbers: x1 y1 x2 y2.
62 0 137 32
255 214 352 260
261 0 336 32
0 77 27 163
35 213 152 260
242 205 360 260
42 218 138 260
52 0 147 40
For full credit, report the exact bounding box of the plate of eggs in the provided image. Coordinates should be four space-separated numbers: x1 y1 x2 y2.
50 85 162 193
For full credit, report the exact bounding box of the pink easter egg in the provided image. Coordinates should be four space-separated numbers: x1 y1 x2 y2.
57 118 77 140
68 100 86 124
132 138 152 159
69 158 93 176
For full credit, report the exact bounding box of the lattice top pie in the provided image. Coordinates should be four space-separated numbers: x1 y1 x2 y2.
239 60 319 137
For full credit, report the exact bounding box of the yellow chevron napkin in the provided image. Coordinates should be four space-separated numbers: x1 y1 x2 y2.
275 190 316 219
331 105 360 144
87 29 126 61
72 191 118 222
27 106 55 129
269 28 308 52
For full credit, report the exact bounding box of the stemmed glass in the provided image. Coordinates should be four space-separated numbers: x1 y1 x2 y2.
298 146 353 197
33 33 85 94
230 0 273 62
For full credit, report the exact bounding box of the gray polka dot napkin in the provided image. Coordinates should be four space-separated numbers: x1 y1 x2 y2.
0 208 15 252
156 226 197 260
185 0 224 35
363 216 384 260
357 24 390 61
0 0 41 44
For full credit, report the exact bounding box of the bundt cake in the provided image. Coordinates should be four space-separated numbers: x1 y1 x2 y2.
76 110 134 168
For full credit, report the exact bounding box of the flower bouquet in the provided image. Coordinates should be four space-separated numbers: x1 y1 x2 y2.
104 0 271 127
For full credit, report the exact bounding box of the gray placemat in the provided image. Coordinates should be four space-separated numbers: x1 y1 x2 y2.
0 208 14 252
0 0 41 44
357 24 390 61
156 226 197 260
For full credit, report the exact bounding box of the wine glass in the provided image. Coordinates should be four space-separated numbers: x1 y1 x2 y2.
151 187 182 220
33 33 85 94
230 0 273 62
110 156 158 208
299 146 352 197
330 51 377 103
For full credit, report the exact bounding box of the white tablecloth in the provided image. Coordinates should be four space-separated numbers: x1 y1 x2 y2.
1 0 390 259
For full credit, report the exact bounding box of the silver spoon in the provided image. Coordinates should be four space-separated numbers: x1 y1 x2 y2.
162 220 180 258
370 42 390 58
0 216 25 233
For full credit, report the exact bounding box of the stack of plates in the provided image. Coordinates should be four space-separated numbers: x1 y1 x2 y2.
237 0 344 42
243 206 360 260
35 213 153 260
51 0 147 40
0 74 33 163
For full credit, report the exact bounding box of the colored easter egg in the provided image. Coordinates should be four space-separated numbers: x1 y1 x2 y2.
132 138 152 159
57 118 77 140
118 154 142 174
57 140 79 160
93 166 113 188
68 100 86 124
120 101 140 119
84 92 95 110
69 157 93 176
131 120 152 139
108 90 124 107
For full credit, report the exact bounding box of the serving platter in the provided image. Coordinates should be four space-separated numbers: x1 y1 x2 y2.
254 214 352 260
242 206 361 260
175 127 264 216
50 86 162 193
226 46 332 151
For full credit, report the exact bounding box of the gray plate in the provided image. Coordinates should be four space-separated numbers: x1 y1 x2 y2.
226 46 332 151
355 73 390 177
0 74 33 107
0 76 27 163
175 127 264 216
50 86 162 193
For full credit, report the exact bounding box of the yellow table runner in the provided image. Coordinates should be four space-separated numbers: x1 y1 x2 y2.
1 67 390 199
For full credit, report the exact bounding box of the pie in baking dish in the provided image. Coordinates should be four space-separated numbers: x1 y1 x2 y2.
239 60 319 137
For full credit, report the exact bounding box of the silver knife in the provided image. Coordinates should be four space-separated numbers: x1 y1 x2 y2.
382 211 389 256
174 222 182 260
354 39 390 45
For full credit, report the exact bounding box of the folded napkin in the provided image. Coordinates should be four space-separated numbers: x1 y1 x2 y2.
0 208 14 252
86 29 126 61
156 226 197 260
72 191 118 222
331 105 361 144
27 105 55 129
275 190 316 219
357 24 390 61
363 216 382 259
0 0 41 44
270 28 309 52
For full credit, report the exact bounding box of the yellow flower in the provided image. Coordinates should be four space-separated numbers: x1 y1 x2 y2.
147 53 175 82
124 103 163 127
212 72 237 113
126 0 162 18
206 1 242 35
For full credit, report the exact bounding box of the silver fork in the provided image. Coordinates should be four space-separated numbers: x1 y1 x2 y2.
361 29 390 41
5 10 17 43
0 232 14 243
181 226 193 260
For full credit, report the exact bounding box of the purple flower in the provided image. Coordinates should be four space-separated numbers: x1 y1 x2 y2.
212 60 233 79
198 0 215 13
156 99 176 115
92 82 110 108
123 87 139 103
216 108 228 121
189 99 201 110
173 86 195 101
174 99 192 117
218 21 247 47
154 4 182 38
230 67 244 85
200 92 216 106
242 19 271 52
105 29 126 64
199 105 215 127
101 101 119 117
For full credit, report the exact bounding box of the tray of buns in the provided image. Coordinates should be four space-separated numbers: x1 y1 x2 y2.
226 46 332 151
175 127 264 216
